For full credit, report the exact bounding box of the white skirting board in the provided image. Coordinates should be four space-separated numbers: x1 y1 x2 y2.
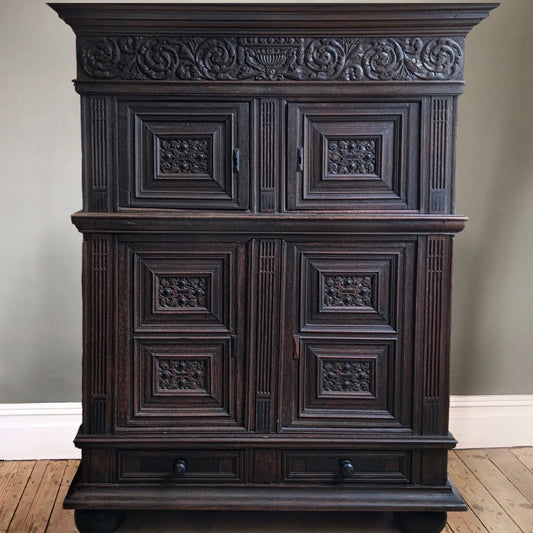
0 396 532 460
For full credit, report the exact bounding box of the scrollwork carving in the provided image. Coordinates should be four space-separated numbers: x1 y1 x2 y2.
78 36 464 81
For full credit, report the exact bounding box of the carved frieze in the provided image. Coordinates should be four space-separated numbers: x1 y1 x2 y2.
78 36 464 81
327 138 377 175
323 275 373 307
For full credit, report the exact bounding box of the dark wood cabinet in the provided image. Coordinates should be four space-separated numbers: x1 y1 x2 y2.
51 4 497 532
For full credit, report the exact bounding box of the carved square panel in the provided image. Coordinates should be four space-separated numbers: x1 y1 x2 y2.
284 339 402 430
125 339 244 429
298 243 408 333
287 102 419 210
131 242 238 333
118 100 250 210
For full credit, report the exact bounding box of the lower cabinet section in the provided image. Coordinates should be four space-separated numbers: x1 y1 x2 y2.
82 446 425 486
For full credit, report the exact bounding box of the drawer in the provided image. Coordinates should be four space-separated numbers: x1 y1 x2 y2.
118 100 250 210
287 101 420 211
118 450 245 483
283 451 411 484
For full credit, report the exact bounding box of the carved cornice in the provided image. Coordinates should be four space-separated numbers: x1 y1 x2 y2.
78 36 464 82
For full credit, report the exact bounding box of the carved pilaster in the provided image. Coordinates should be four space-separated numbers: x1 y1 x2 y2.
251 239 283 432
84 236 112 434
83 96 112 211
422 236 450 435
428 97 454 213
259 99 280 212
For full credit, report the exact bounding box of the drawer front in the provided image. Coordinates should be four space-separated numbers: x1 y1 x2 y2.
287 102 420 211
283 451 411 484
118 100 250 210
118 450 245 483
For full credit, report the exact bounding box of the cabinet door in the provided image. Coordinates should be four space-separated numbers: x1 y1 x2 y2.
116 241 246 431
118 100 250 210
281 240 416 431
286 102 420 211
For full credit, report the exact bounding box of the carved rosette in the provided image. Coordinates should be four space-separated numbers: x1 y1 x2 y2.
321 359 373 394
157 276 208 308
157 358 207 391
323 275 373 307
327 138 377 175
159 138 209 174
78 36 464 81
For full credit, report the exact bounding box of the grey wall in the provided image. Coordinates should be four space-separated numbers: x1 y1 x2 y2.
0 0 532 403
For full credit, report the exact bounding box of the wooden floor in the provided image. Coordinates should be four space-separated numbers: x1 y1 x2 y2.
1 449 532 532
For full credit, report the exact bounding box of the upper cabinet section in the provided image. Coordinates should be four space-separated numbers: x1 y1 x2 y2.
52 3 497 215
50 3 497 85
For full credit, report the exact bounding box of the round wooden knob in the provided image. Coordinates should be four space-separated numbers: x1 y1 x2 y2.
339 459 355 478
174 459 187 477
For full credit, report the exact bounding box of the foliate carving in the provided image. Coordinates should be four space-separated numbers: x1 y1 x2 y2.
327 138 377 175
78 36 464 81
157 359 207 391
157 276 208 308
321 359 373 394
159 138 209 174
324 275 373 307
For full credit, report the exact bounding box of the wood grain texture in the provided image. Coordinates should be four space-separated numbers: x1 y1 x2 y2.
485 448 533 503
47 460 78 533
448 452 522 533
457 450 533 533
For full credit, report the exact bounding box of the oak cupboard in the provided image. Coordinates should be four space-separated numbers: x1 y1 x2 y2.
50 4 497 532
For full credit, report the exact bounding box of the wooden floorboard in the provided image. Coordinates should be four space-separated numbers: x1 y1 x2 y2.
0 449 531 532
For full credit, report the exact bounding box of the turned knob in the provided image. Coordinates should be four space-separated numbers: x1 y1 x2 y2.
339 459 355 478
174 459 187 477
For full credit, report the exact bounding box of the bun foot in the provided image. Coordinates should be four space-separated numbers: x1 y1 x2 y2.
393 511 447 533
74 509 125 533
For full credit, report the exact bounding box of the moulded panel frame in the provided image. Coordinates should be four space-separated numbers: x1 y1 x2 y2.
286 100 420 211
117 99 250 210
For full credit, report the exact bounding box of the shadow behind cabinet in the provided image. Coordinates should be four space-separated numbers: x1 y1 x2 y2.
50 4 497 533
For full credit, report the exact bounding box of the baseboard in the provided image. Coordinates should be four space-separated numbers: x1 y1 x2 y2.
1 396 532 460
449 394 533 449
0 403 82 460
